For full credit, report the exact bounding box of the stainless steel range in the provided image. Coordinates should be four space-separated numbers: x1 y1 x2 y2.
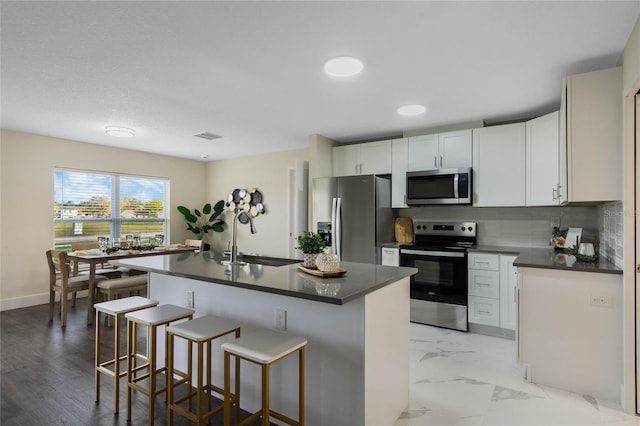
399 220 477 331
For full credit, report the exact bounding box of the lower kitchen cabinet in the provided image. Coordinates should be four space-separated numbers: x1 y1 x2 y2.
468 296 500 327
468 252 517 336
499 255 517 330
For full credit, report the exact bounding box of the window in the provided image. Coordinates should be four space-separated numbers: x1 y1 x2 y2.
54 169 169 250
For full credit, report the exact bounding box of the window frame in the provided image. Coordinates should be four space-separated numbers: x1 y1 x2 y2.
53 168 170 249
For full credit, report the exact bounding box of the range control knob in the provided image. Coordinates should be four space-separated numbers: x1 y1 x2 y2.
461 226 466 232
468 226 473 232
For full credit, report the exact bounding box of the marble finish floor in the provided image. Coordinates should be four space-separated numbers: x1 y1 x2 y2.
394 323 640 426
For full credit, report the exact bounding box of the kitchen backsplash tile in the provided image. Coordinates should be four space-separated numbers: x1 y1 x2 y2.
599 201 624 268
398 205 598 248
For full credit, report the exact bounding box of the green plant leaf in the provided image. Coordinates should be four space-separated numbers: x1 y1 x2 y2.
203 203 212 215
194 209 201 217
177 206 192 216
211 222 225 232
185 214 197 223
213 200 225 212
209 210 222 221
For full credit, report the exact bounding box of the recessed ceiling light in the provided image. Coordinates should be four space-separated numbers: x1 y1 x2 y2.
323 56 364 77
200 154 211 160
397 105 427 116
105 126 135 138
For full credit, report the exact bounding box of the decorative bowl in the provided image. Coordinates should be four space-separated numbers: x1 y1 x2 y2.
315 253 340 272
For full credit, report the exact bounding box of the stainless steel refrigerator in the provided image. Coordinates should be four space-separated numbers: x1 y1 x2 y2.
312 175 394 264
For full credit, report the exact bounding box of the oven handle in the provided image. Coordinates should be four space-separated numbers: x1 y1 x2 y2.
400 249 465 258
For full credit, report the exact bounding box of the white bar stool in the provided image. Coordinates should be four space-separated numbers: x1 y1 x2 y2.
94 296 159 414
166 315 241 425
221 328 307 426
125 304 195 425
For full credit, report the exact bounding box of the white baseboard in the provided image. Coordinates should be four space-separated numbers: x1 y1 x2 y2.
0 290 89 312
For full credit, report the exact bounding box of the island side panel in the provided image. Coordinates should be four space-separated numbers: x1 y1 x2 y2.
517 267 623 403
149 272 366 426
364 276 410 425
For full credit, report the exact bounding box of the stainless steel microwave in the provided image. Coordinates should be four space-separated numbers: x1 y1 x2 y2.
406 167 472 205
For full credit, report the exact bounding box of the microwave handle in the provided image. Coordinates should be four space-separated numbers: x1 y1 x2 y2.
454 173 459 199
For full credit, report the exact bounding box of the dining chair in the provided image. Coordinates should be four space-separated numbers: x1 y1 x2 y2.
71 242 122 279
46 249 108 327
185 239 204 252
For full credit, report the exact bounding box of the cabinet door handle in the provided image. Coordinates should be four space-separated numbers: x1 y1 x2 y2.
440 155 443 168
556 184 562 199
552 187 558 201
434 156 438 168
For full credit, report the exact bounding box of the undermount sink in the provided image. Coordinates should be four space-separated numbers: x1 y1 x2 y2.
237 254 301 267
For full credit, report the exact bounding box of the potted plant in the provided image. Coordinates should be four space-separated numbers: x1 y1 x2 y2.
176 200 226 249
296 231 326 268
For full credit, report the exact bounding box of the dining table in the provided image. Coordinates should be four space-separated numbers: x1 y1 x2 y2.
68 246 198 325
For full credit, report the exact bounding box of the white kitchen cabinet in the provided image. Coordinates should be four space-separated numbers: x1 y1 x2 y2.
439 129 473 168
468 296 500 327
333 144 360 177
468 269 500 299
407 134 439 171
333 140 392 177
560 66 622 204
391 138 408 208
381 247 400 266
468 252 500 271
468 253 500 327
407 130 472 171
468 252 516 332
499 255 517 330
472 123 526 207
526 111 560 206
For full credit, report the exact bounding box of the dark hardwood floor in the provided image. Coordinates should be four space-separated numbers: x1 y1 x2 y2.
1 298 254 425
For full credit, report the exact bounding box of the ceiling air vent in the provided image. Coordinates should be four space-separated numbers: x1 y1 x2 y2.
194 132 222 140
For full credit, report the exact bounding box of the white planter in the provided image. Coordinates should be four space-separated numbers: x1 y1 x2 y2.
303 253 318 268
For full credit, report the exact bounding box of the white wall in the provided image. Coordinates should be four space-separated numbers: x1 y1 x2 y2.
205 148 309 257
621 15 640 414
0 130 207 309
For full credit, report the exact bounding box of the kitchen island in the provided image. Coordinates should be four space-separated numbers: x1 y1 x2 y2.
111 252 417 426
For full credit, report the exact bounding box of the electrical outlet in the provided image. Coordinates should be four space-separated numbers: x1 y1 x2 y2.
589 294 612 308
186 290 194 308
275 308 287 331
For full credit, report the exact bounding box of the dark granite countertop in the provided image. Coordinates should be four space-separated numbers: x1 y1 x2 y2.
470 245 622 275
110 252 417 305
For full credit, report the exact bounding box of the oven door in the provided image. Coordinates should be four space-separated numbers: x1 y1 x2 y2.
400 248 468 306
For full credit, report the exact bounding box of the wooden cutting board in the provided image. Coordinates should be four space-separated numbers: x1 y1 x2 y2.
395 217 413 244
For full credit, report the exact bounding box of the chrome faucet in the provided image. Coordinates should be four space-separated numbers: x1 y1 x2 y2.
229 211 256 264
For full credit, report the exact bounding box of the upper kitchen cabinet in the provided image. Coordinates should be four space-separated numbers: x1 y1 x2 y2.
526 111 561 206
391 138 409 208
473 123 526 206
333 140 392 177
560 66 622 204
407 130 472 171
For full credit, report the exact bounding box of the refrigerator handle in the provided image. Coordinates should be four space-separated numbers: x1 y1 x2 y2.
335 197 342 259
330 198 337 254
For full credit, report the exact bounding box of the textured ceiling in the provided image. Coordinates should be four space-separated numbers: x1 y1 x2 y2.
1 1 639 161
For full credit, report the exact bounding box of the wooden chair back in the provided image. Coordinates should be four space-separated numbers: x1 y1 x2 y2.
46 249 70 289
